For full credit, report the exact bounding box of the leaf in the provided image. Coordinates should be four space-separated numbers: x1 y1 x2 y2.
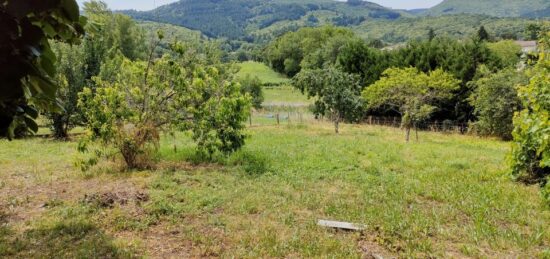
40 56 56 77
23 106 39 119
61 0 80 21
24 116 39 133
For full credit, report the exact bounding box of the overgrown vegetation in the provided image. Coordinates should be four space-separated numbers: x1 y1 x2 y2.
510 33 550 191
2 1 549 257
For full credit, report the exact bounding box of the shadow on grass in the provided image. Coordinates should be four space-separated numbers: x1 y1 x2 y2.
0 220 135 258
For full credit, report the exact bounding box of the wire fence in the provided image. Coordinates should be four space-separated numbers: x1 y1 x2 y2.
249 111 470 134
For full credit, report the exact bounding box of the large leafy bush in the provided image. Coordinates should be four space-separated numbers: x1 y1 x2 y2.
78 43 251 169
510 33 550 196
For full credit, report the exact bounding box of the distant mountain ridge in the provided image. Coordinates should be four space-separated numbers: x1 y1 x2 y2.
123 0 407 40
425 0 550 18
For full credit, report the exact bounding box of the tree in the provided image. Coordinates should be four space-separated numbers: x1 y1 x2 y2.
363 67 460 141
336 38 390 86
48 43 87 139
265 26 355 77
292 67 363 133
43 1 148 140
78 39 251 170
238 75 264 109
477 26 490 41
392 37 502 123
525 23 543 41
469 69 527 140
0 0 85 138
510 33 550 189
428 28 436 41
487 40 522 68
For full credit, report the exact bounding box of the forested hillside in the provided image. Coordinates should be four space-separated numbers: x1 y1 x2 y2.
425 0 550 18
123 0 544 45
123 0 406 39
355 15 534 43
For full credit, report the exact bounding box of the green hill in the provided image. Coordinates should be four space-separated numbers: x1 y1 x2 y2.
123 0 408 40
354 14 534 43
425 0 550 18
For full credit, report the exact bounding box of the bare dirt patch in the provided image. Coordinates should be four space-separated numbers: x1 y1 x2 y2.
358 234 397 259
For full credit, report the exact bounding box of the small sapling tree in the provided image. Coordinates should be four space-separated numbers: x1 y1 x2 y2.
292 67 363 133
47 43 87 139
362 67 460 141
78 36 251 170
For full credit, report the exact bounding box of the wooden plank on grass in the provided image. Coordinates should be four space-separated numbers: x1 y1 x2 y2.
317 219 366 231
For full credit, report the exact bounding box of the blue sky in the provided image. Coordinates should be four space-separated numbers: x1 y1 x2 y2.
77 0 444 11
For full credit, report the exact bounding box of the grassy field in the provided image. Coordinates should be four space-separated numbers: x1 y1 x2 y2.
263 86 312 106
236 61 290 84
1 122 549 258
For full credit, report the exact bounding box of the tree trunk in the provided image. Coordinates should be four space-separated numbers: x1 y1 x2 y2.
405 127 411 142
52 114 69 140
335 119 339 134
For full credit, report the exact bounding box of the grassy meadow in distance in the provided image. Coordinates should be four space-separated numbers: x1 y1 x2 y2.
1 121 549 258
237 61 311 106
237 61 290 84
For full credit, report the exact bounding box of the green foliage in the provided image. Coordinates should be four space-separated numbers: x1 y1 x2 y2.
229 151 271 176
424 0 550 18
265 26 355 77
185 66 252 156
469 69 527 140
124 0 404 40
355 15 533 44
48 42 87 139
82 1 147 61
392 37 502 122
510 33 550 186
292 67 362 133
487 40 522 68
336 38 389 86
78 41 251 169
238 75 264 109
363 67 460 141
477 26 490 41
0 0 85 138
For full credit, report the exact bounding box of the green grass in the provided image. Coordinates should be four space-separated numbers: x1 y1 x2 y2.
263 86 311 106
237 61 290 84
1 123 549 258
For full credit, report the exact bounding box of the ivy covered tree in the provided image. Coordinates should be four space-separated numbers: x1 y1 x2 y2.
363 67 460 141
292 67 363 134
510 33 550 192
0 0 85 138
